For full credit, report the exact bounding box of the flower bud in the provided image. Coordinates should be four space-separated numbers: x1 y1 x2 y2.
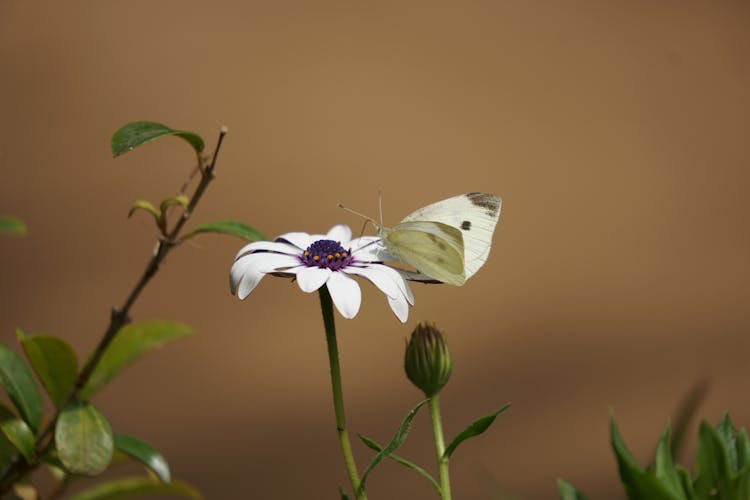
404 321 452 397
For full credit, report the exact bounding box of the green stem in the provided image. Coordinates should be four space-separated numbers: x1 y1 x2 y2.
429 395 452 500
318 287 367 500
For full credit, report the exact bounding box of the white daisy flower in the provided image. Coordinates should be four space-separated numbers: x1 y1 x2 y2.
230 224 415 322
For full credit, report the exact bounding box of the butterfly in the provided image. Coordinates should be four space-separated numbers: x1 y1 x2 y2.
343 193 502 286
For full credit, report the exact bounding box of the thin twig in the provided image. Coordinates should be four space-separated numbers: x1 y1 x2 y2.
0 126 229 494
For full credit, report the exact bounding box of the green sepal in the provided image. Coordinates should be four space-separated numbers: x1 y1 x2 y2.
0 403 36 462
443 403 510 459
359 433 439 493
0 216 26 236
18 330 79 408
56 401 113 476
114 434 170 484
181 220 266 242
111 121 204 157
0 342 43 432
70 477 201 500
557 478 589 500
81 321 193 400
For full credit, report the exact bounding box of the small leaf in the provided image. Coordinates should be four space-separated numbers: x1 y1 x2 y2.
652 425 686 500
127 200 160 221
81 321 193 400
694 420 733 497
715 413 738 471
111 121 204 157
736 428 750 471
0 216 26 236
19 333 79 408
358 434 440 493
159 195 189 215
56 401 113 476
674 465 697 500
0 342 43 432
114 434 170 483
70 477 201 500
339 487 350 500
0 431 17 470
557 478 590 500
359 400 427 492
181 220 266 242
610 415 683 500
0 403 36 462
444 403 510 459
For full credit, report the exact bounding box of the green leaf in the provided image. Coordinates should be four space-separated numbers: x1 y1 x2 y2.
127 200 160 220
0 216 26 236
81 321 193 400
694 420 733 498
557 478 589 500
0 403 36 462
359 434 440 493
19 332 79 408
652 425 686 500
70 477 201 500
114 434 170 483
111 121 204 158
0 431 17 471
359 400 428 493
609 416 682 500
159 195 189 215
716 413 739 471
444 403 510 459
56 401 113 476
0 342 43 432
181 220 266 242
736 428 750 471
338 487 350 500
674 465 696 500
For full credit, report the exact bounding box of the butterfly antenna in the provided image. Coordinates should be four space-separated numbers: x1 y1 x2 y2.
378 190 384 227
337 203 379 231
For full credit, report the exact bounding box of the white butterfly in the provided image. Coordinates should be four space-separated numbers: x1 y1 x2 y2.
344 193 502 286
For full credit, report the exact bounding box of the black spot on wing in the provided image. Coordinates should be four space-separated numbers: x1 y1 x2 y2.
467 193 500 217
461 220 471 231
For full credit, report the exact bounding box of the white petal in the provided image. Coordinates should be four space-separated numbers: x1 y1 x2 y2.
275 231 314 249
344 266 400 299
367 263 415 305
236 270 265 299
387 294 409 323
296 267 332 293
326 272 362 319
233 240 300 260
230 253 300 293
326 225 352 245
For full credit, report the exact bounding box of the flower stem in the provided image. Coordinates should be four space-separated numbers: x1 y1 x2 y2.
429 395 452 500
318 286 367 500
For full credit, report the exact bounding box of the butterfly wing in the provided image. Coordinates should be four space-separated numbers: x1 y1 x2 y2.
382 221 466 286
401 193 501 280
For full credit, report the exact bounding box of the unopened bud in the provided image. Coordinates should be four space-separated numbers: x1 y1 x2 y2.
404 321 452 397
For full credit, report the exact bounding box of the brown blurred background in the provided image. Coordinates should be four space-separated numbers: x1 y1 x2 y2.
2 1 749 498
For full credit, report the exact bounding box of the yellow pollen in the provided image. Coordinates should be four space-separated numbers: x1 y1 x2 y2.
335 252 341 258
342 252 348 257
313 255 320 261
304 250 309 256
327 254 333 260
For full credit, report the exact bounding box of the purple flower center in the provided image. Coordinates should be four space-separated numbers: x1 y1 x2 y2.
301 239 354 271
